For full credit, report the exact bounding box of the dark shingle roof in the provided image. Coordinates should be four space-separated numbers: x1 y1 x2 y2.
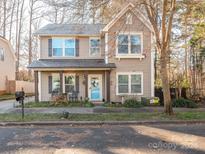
28 59 116 69
34 24 105 36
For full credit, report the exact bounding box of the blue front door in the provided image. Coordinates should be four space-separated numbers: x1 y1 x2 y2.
89 75 101 100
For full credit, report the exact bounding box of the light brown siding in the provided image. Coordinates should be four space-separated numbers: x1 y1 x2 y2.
108 10 152 102
0 39 15 92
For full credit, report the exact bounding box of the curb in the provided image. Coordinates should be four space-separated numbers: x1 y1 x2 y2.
0 120 205 126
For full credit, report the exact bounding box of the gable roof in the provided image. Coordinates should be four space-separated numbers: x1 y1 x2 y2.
35 24 105 36
0 36 16 60
102 3 153 32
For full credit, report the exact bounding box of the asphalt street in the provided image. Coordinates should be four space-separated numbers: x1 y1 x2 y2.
0 123 205 154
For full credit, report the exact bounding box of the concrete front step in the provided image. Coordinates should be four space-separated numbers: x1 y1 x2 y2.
92 101 104 106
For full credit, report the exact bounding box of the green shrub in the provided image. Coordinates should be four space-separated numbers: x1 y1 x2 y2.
102 102 123 107
123 98 143 108
172 98 197 108
83 99 95 107
84 102 95 107
50 100 68 107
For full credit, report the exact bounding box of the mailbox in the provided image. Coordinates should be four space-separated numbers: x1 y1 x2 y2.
15 91 25 102
15 90 25 120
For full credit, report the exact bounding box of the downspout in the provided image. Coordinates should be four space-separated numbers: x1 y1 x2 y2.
105 32 109 64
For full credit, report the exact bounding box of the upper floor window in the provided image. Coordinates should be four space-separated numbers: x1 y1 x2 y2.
126 13 133 24
89 38 100 56
0 48 4 61
52 38 75 57
117 33 142 55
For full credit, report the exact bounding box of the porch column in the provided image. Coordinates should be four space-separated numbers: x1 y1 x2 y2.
34 71 39 102
84 71 88 98
106 70 111 102
59 71 63 94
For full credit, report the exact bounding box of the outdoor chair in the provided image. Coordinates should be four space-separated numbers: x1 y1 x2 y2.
68 91 79 101
51 91 67 101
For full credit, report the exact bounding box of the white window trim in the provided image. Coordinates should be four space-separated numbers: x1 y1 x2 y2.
52 37 76 57
63 73 76 93
116 32 144 58
89 37 101 57
116 72 143 96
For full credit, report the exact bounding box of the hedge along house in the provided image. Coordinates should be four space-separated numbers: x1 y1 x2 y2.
28 3 155 103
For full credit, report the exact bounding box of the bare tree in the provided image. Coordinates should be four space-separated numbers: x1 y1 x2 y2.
16 0 25 80
140 0 177 115
2 0 7 37
9 0 16 41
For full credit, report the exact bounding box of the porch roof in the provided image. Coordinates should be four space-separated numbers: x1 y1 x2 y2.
28 59 116 70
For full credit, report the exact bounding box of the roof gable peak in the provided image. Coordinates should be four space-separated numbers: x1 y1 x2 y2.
102 2 153 32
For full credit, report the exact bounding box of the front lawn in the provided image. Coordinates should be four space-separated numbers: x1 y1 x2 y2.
0 93 34 101
0 94 15 101
0 112 204 122
18 100 94 108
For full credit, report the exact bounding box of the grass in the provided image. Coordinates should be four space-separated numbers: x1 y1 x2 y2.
0 93 34 101
0 94 15 101
18 101 94 108
0 112 204 122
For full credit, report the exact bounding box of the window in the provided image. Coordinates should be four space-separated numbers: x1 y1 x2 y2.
90 38 100 56
52 74 60 92
65 39 75 56
0 48 4 61
117 34 142 55
52 38 75 57
126 13 132 24
53 39 63 56
131 74 142 93
118 35 128 54
118 75 129 93
64 74 75 93
131 35 141 54
117 73 143 95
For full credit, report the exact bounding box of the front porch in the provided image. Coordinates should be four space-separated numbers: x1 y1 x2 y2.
28 59 116 102
34 70 111 103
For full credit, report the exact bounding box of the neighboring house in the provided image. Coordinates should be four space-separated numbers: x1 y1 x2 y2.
28 3 155 103
0 36 16 94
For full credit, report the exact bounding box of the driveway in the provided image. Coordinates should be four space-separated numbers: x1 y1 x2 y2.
0 97 34 113
0 123 205 154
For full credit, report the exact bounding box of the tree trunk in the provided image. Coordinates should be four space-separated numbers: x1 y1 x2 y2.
9 0 16 41
179 87 182 98
3 0 7 37
15 0 20 80
175 88 179 99
28 0 33 79
160 55 173 115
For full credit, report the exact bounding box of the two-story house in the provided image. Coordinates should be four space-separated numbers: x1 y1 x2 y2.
0 36 16 94
28 3 155 103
